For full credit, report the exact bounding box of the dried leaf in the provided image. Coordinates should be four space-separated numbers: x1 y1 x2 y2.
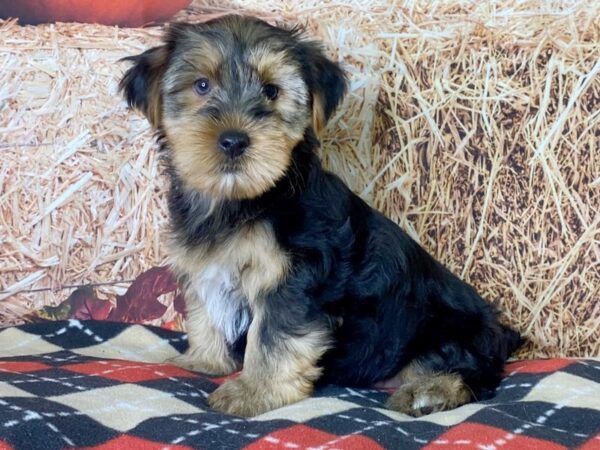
108 266 177 323
36 286 112 321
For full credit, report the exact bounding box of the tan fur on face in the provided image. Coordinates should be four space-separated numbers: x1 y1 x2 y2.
166 43 223 91
384 362 472 417
248 48 288 80
165 114 303 200
208 308 331 417
247 47 310 125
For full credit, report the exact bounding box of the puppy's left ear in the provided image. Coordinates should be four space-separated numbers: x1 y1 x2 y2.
298 41 347 135
119 45 169 128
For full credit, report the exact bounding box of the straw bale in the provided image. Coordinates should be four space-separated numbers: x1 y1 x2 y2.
368 0 600 358
0 0 598 357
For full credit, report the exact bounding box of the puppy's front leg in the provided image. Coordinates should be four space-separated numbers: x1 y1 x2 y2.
209 309 330 417
170 298 238 376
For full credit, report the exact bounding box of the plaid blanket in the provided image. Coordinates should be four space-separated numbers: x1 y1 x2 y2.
0 321 598 449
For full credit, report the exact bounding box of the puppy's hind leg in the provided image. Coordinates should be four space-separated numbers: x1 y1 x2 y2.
384 360 471 417
384 330 515 417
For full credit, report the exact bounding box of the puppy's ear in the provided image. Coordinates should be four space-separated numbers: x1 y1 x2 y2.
297 41 347 135
119 45 169 128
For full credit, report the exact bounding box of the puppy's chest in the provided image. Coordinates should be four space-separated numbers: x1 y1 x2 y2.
172 222 289 343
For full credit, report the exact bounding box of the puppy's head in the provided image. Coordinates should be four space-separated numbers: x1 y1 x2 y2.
120 15 346 200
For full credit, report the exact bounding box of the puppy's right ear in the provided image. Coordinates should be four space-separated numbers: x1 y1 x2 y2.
119 45 169 128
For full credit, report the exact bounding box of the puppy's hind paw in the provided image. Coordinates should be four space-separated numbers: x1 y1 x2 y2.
385 373 471 417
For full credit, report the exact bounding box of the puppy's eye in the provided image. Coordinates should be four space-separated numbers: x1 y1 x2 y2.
263 84 279 101
193 78 211 95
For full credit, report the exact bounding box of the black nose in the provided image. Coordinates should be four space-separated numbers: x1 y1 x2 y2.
218 130 250 158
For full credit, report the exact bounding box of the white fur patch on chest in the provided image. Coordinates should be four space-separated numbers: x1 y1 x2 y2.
189 263 251 344
171 221 290 346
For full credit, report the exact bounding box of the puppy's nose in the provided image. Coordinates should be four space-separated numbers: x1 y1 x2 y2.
218 130 250 158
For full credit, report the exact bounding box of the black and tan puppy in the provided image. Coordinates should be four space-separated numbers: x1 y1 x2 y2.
120 15 521 417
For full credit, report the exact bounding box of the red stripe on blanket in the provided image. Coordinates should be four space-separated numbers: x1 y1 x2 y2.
81 435 194 450
244 424 385 450
0 361 50 373
576 433 600 450
63 360 199 382
424 423 568 450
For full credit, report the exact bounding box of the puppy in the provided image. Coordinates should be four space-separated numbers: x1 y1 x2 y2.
120 15 521 417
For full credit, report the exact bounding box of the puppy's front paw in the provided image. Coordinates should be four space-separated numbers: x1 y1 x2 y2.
385 374 471 417
209 378 297 417
208 378 261 417
168 350 237 376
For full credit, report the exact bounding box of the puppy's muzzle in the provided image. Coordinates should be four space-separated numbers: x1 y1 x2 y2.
218 130 250 158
